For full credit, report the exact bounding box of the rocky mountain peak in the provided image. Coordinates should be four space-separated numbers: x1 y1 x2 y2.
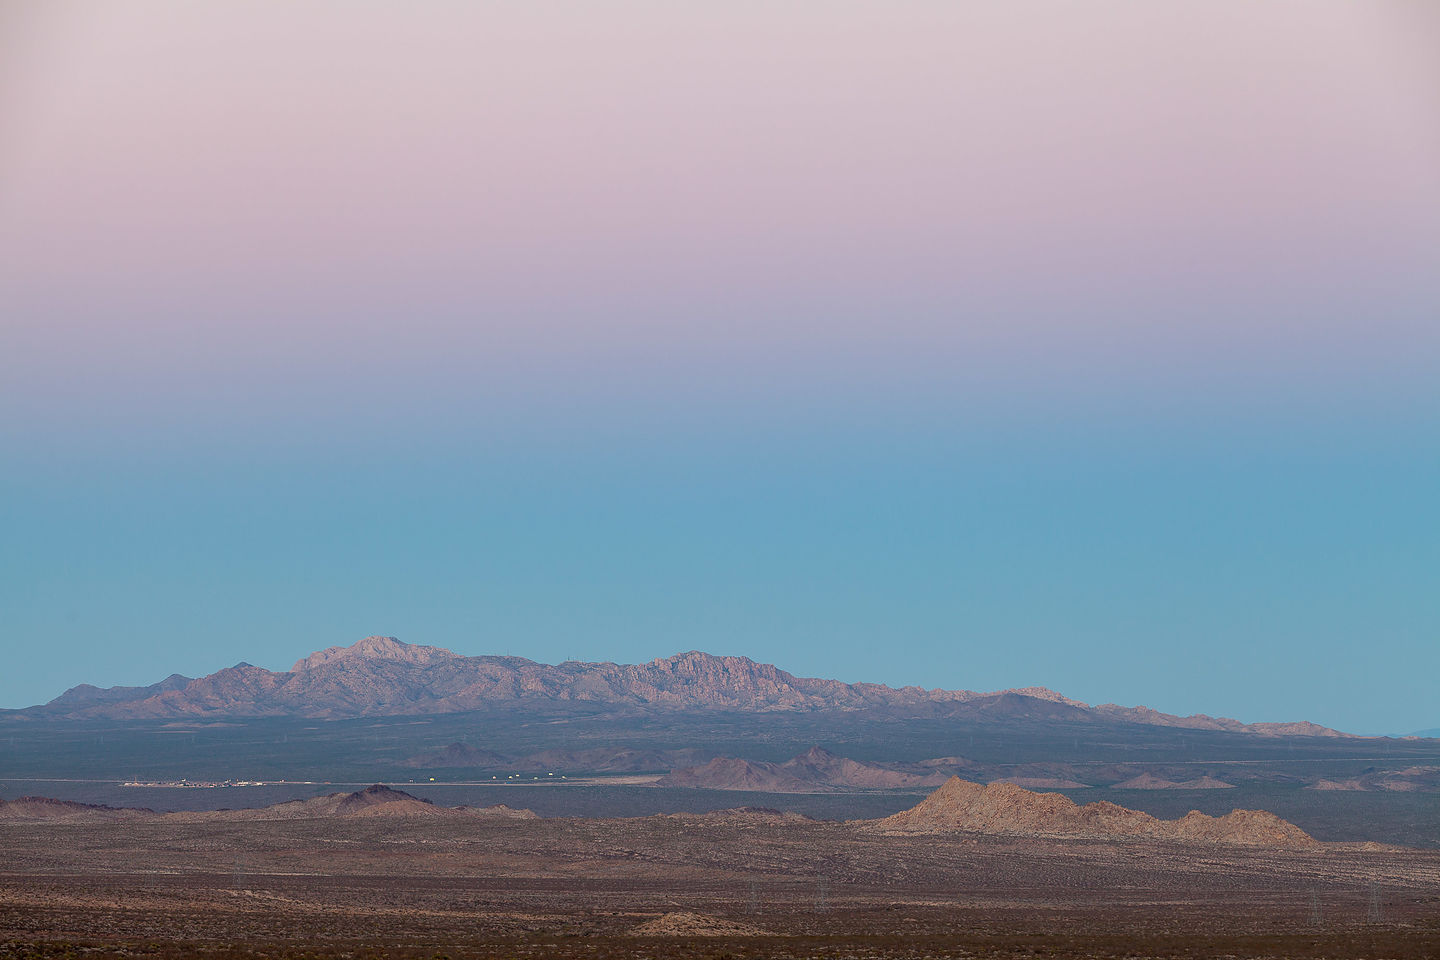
652 651 759 671
795 745 838 764
290 635 459 672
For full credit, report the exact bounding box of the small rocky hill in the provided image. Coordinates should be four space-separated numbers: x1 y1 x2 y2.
1110 773 1235 790
876 777 1316 848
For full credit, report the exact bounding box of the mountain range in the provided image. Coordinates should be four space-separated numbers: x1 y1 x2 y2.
19 635 1349 736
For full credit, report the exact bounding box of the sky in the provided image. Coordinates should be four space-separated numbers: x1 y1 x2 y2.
2 1 1438 735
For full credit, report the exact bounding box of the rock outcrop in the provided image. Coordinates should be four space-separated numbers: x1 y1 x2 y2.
875 777 1316 848
1110 773 1235 790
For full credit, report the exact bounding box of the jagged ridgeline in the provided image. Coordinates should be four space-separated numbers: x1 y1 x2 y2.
24 636 1349 735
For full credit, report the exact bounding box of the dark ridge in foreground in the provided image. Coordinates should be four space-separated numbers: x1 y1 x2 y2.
0 785 537 823
0 795 154 821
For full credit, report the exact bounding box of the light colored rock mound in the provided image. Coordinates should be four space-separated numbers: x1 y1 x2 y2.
1112 773 1234 790
1169 809 1313 846
1110 773 1181 789
631 912 772 937
1180 776 1236 789
1308 778 1366 791
875 777 1316 848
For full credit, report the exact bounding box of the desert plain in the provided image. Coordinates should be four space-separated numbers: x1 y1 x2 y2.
3 780 1439 960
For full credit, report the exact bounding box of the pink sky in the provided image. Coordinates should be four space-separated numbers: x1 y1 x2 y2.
2 2 1438 427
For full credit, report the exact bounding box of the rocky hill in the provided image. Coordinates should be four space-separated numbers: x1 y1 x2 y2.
876 777 1317 847
0 796 152 822
0 785 535 823
21 635 1352 737
175 784 537 822
1110 773 1235 790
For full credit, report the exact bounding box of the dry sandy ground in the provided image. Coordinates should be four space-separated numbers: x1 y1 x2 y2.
2 811 1439 958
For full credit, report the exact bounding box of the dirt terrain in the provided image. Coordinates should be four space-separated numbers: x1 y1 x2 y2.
2 784 1438 959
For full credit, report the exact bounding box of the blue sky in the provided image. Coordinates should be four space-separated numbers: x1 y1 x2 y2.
5 381 1437 734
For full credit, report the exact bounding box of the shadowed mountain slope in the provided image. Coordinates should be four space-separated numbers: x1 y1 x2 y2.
0 796 153 822
657 746 952 792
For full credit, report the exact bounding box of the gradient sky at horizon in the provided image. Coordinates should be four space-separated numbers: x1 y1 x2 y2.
2 2 1438 734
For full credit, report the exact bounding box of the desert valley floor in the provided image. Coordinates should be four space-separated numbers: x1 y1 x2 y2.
3 783 1439 960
